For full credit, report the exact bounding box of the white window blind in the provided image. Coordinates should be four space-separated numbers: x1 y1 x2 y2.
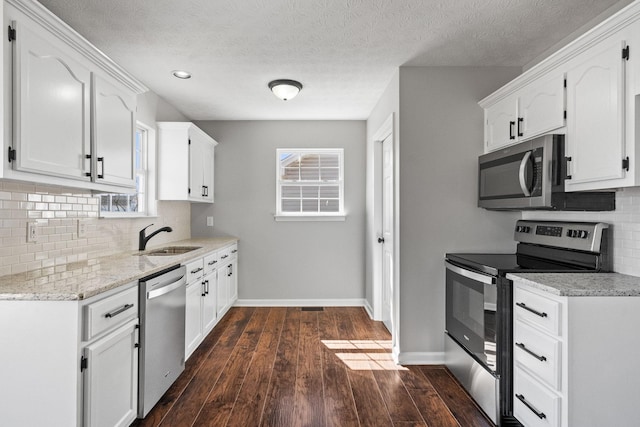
276 148 344 218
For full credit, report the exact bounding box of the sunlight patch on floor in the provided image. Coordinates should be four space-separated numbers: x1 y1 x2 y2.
321 340 406 371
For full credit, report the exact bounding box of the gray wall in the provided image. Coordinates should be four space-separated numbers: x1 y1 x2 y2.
397 66 522 356
366 66 523 360
191 120 366 301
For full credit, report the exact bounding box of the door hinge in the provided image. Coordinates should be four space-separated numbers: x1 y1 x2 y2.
7 26 15 42
7 147 16 163
623 156 630 171
80 356 88 372
623 46 630 60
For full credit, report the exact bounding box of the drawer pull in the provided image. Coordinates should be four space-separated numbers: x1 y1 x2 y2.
231 249 237 254
516 302 547 318
221 255 229 259
104 303 134 319
208 260 217 265
515 393 546 419
190 267 203 274
515 342 547 361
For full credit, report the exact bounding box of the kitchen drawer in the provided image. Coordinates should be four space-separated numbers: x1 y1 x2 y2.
185 258 204 283
83 285 138 341
514 321 561 390
228 243 238 260
515 285 562 336
219 247 232 264
203 251 219 274
514 369 560 427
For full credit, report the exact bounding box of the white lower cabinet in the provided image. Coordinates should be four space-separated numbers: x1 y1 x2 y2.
0 281 139 426
512 279 640 427
82 319 139 427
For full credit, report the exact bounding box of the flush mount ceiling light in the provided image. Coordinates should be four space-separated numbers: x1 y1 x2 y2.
268 79 303 101
172 70 192 79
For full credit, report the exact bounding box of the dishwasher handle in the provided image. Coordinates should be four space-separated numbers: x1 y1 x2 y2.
147 274 186 300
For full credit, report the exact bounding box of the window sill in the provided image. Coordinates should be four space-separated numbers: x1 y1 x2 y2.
274 214 346 222
99 213 157 219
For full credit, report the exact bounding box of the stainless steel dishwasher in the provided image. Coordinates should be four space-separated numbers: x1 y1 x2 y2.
138 264 186 418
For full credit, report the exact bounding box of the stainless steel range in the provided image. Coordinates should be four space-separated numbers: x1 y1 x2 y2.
444 220 610 426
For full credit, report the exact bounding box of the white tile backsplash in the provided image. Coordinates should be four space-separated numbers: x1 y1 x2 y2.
522 187 640 277
0 182 191 277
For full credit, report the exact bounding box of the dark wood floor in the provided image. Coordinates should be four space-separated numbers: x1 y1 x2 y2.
133 306 493 427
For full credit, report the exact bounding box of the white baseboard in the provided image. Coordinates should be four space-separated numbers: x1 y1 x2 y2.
363 300 374 318
397 351 446 365
234 298 366 307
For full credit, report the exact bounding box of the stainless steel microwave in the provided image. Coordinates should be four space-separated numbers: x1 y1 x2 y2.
478 135 615 211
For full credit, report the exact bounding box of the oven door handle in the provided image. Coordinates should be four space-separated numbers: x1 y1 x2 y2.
445 261 496 285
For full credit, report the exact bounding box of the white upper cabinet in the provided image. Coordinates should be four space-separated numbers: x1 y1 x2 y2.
157 122 217 203
93 74 136 188
565 34 626 189
2 0 147 191
11 16 92 181
480 1 640 191
484 72 565 152
519 71 566 139
485 94 518 151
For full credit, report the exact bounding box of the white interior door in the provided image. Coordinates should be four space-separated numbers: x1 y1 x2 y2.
381 134 394 333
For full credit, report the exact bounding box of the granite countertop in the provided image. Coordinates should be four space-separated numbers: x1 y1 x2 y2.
0 237 238 301
506 272 640 297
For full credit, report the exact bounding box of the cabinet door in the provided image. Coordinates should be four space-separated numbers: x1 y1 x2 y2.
202 271 217 334
12 18 91 180
202 141 215 202
485 95 518 152
185 280 204 359
519 72 566 139
188 134 205 201
228 260 238 303
566 35 626 187
93 74 136 187
83 319 138 427
217 266 228 316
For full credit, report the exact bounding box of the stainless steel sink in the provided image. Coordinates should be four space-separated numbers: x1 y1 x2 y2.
137 246 201 256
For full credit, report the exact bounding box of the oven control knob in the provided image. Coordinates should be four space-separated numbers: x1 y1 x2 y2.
567 229 577 238
579 230 589 239
517 225 531 233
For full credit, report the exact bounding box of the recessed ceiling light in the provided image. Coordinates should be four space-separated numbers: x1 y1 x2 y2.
172 70 192 79
268 79 303 101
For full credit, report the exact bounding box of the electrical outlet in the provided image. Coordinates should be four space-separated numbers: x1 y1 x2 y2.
77 220 87 238
207 216 214 227
27 222 38 243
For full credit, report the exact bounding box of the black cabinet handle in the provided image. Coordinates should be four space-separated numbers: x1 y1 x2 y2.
221 255 229 259
509 121 516 140
378 237 385 243
231 249 237 254
515 394 546 419
191 267 203 274
202 279 209 296
517 117 524 137
208 260 217 266
515 342 547 361
516 302 547 318
97 157 105 179
104 303 134 318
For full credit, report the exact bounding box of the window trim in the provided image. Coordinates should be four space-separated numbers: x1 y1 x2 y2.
98 121 157 218
274 148 345 221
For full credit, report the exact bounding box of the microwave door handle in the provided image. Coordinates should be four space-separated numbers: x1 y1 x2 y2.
519 151 532 196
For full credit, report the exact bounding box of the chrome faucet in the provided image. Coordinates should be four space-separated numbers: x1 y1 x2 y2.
139 223 173 251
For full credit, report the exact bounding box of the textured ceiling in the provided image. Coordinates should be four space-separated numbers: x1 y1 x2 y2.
39 0 625 120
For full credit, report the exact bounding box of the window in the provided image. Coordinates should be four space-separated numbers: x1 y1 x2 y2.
276 148 344 220
99 122 155 217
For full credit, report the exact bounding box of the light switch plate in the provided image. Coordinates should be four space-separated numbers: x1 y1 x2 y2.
27 222 37 243
207 216 214 227
77 220 87 238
